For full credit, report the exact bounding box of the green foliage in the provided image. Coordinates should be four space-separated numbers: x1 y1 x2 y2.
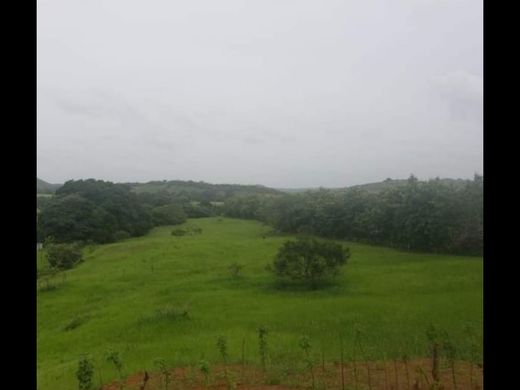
299 335 315 389
258 325 269 371
38 194 117 243
151 204 187 226
216 336 229 363
137 304 190 325
132 179 281 202
46 243 83 270
153 358 172 390
113 230 131 241
171 225 202 237
171 228 187 236
442 331 457 363
183 202 219 218
198 359 210 384
105 349 125 389
76 356 94 390
39 179 153 244
37 177 62 194
271 238 349 287
223 175 483 256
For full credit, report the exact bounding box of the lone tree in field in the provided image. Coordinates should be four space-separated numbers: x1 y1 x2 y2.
270 238 350 287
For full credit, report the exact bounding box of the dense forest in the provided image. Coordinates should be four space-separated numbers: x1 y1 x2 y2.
129 179 281 202
37 175 483 256
37 179 207 243
223 175 483 256
36 178 274 243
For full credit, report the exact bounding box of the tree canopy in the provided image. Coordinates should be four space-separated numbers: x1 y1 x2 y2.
224 175 483 256
270 238 350 287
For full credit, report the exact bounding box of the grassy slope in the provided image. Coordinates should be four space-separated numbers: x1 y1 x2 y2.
37 218 483 389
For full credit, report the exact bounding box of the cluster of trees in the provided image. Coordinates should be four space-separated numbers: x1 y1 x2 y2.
269 238 350 287
37 178 285 244
130 179 281 203
224 175 483 256
37 179 223 244
37 175 483 256
45 242 83 270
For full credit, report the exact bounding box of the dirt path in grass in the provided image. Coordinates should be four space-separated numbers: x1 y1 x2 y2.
102 358 483 390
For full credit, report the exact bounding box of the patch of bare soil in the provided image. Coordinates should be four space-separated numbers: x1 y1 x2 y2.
101 358 483 390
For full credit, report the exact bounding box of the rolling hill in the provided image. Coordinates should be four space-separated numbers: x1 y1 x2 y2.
37 178 62 194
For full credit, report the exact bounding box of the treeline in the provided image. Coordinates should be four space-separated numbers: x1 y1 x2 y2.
37 175 483 255
223 175 483 256
36 179 222 244
130 179 281 202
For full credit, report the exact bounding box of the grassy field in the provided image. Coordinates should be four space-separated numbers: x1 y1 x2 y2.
37 218 483 389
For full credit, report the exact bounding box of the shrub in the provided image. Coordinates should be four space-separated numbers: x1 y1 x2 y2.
153 358 172 390
270 238 350 287
105 349 124 389
171 228 187 237
76 356 94 390
299 335 315 389
258 325 269 371
137 304 190 325
198 359 210 385
216 336 228 363
46 243 83 270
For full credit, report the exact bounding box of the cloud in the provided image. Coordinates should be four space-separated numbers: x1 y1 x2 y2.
37 0 483 187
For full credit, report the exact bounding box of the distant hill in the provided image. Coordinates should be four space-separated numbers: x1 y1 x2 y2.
346 178 469 193
37 178 62 194
275 187 318 193
277 177 471 194
129 180 282 202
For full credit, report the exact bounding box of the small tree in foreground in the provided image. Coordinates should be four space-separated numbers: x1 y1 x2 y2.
269 238 350 288
76 356 94 390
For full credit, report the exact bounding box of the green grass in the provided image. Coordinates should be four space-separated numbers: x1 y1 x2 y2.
37 217 483 389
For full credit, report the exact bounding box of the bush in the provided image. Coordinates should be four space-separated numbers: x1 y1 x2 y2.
46 243 83 270
76 356 94 390
171 228 187 237
270 238 350 287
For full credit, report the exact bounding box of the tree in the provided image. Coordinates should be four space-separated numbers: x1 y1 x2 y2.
46 243 83 270
151 204 187 226
39 179 154 243
270 238 350 287
38 194 117 243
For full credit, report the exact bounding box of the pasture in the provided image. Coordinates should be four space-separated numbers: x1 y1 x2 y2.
37 218 483 389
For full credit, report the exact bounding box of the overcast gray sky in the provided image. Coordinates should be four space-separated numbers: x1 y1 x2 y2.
37 0 483 188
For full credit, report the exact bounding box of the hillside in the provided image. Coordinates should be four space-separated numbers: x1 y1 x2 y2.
37 178 62 194
346 177 470 193
37 217 483 390
278 177 472 194
129 179 282 201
